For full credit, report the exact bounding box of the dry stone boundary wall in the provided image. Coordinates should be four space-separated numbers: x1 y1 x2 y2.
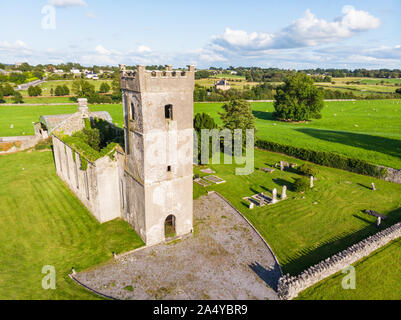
278 222 401 300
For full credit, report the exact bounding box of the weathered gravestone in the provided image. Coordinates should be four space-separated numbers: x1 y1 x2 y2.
282 185 287 200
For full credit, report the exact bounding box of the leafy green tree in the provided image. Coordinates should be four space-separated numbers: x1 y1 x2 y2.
54 85 64 96
0 87 4 102
194 113 218 132
274 73 324 121
293 177 310 192
50 87 54 96
219 99 255 133
99 82 110 93
72 79 95 97
28 85 42 96
2 83 14 96
62 84 70 95
32 70 44 80
82 127 101 151
12 91 23 104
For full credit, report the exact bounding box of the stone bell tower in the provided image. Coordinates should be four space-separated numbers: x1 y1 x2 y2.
119 65 194 245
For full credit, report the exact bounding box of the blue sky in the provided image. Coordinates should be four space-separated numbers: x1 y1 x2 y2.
0 0 400 69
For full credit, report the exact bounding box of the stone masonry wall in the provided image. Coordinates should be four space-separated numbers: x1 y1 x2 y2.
0 135 40 154
380 166 401 185
277 222 401 300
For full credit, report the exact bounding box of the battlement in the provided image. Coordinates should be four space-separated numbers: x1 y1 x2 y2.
119 65 195 92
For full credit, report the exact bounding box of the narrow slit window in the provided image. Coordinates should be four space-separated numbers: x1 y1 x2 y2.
165 104 173 120
131 102 135 120
167 165 172 172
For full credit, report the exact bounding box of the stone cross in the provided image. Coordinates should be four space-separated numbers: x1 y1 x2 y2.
280 161 284 171
249 202 254 210
272 188 278 204
371 183 376 191
310 176 314 188
282 185 287 200
377 216 382 227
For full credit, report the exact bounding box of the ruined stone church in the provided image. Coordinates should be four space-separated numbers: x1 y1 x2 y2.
38 65 195 245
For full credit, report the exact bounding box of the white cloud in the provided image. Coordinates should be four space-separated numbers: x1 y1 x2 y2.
213 6 380 51
47 0 87 8
136 45 152 54
95 45 111 55
0 40 29 50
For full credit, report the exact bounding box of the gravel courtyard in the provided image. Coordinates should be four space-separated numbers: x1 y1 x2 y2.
75 192 281 300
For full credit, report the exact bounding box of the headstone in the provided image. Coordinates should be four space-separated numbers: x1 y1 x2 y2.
249 202 254 210
282 186 287 200
280 161 284 171
377 216 382 227
371 183 376 191
272 188 278 204
310 176 314 188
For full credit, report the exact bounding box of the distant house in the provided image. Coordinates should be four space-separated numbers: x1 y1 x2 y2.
86 72 99 80
230 71 238 75
15 62 25 68
54 69 64 73
70 68 81 74
214 79 231 91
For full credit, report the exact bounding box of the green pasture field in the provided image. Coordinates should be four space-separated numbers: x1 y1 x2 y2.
17 79 114 97
360 78 401 85
1 99 400 168
196 73 260 89
0 150 143 299
193 149 401 298
0 104 123 136
316 82 397 94
194 100 401 169
4 96 75 104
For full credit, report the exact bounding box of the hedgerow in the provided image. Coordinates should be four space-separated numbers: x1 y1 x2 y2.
255 139 382 178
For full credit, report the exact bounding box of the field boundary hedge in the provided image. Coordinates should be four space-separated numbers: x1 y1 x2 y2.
255 139 383 178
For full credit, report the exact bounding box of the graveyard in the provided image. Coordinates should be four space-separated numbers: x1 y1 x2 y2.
193 148 401 280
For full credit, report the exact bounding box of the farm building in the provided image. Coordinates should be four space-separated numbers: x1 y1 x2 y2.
214 79 231 91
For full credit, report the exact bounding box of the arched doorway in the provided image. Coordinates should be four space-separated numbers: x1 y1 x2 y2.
164 215 176 240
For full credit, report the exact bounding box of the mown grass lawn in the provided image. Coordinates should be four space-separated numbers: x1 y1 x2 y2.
296 238 401 300
0 150 143 299
0 104 123 137
195 100 401 168
194 149 401 279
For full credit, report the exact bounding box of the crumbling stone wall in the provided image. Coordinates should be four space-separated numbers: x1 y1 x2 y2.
278 222 401 300
380 166 401 185
52 135 122 223
0 135 40 154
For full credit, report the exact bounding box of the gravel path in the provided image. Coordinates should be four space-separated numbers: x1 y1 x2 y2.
75 192 281 300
